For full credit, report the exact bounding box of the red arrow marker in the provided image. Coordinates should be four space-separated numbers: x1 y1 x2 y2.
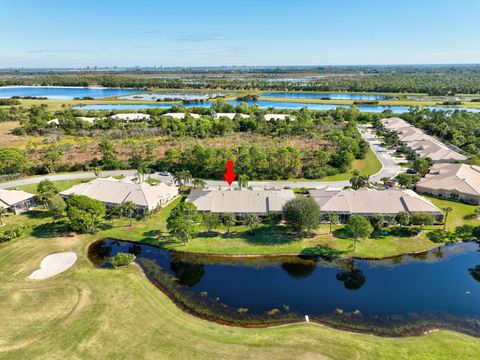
223 160 237 185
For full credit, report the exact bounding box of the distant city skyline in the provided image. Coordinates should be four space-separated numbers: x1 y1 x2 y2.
2 0 480 67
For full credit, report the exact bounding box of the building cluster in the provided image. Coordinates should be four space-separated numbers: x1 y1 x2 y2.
49 112 295 125
416 163 480 204
59 177 178 213
309 187 443 221
186 188 295 217
381 117 467 162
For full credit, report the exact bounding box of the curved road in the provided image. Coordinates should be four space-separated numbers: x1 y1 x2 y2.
0 125 401 190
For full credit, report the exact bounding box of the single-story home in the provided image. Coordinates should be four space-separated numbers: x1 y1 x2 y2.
416 163 480 205
213 113 250 120
110 113 151 123
309 187 443 222
48 117 97 125
264 114 296 121
60 177 178 213
186 188 295 217
0 189 37 214
162 112 201 119
381 117 467 162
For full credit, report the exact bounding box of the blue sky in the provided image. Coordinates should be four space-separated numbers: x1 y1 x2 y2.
1 0 479 67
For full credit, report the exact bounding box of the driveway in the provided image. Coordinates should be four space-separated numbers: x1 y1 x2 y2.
358 124 402 183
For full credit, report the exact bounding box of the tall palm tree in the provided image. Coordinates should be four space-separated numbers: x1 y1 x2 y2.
93 166 102 178
0 207 6 226
237 174 249 189
173 170 192 187
244 213 260 235
123 201 137 227
192 178 206 189
442 206 453 231
136 163 149 183
327 212 339 234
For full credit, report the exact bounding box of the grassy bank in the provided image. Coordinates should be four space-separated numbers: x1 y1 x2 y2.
258 96 480 109
2 215 480 359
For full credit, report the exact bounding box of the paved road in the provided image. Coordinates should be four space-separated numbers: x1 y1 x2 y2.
0 126 401 190
358 124 402 183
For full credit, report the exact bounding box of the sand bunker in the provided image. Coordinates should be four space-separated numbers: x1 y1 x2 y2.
28 252 77 280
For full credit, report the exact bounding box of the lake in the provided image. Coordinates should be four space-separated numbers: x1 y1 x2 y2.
120 92 227 101
261 92 392 100
89 239 480 336
75 100 480 113
0 86 139 99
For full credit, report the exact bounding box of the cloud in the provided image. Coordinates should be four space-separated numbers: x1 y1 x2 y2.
173 32 230 42
161 46 244 57
28 49 85 54
141 29 163 35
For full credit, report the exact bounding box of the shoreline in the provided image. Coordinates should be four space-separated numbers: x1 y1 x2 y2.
88 238 479 338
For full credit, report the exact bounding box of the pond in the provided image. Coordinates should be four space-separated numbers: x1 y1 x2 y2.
0 86 139 99
261 92 393 100
89 239 480 336
74 100 480 113
120 92 227 101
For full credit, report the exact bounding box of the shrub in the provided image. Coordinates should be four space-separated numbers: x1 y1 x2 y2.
0 226 22 243
110 252 136 268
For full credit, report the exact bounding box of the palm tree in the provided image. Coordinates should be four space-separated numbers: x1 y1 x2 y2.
136 163 149 183
442 206 453 231
238 174 249 189
93 166 102 178
326 212 339 234
123 201 137 227
0 207 6 226
173 170 192 187
244 214 260 235
192 178 206 189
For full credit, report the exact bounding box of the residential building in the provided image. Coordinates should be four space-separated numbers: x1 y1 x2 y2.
416 163 480 204
60 177 178 213
162 112 201 119
381 117 467 162
213 113 250 119
264 114 296 121
0 189 37 214
309 187 443 221
186 188 295 217
110 113 151 122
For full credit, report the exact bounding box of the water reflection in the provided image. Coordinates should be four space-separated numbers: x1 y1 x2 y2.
335 260 366 290
468 265 480 282
170 255 205 287
281 257 317 279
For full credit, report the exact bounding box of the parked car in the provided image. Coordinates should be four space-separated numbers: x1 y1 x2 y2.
158 171 171 176
406 168 417 174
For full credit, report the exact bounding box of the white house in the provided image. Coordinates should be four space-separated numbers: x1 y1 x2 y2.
60 177 178 213
0 189 37 214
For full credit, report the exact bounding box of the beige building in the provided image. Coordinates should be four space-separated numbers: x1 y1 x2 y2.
162 112 201 119
213 113 250 119
186 188 295 216
60 177 178 213
416 163 480 204
309 187 443 221
381 117 467 162
110 113 151 122
0 189 37 214
264 114 296 121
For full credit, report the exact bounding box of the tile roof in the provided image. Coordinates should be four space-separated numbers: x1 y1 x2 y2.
186 188 295 214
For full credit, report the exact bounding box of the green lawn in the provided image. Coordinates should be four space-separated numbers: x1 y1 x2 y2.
317 147 382 182
1 216 480 359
